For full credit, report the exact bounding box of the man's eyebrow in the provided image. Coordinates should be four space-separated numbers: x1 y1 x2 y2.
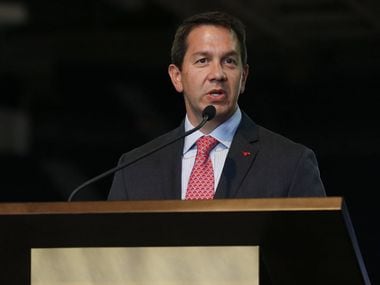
190 50 239 58
223 51 239 57
190 51 210 58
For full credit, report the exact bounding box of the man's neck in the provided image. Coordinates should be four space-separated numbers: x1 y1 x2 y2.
186 107 240 134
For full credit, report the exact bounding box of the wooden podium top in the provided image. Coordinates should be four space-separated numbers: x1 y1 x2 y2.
0 197 343 215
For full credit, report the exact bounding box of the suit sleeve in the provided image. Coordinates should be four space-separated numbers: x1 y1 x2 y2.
288 148 326 197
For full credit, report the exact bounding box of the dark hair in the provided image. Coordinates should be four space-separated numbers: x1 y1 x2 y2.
171 11 247 69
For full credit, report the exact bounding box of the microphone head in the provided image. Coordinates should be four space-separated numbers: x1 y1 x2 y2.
202 105 216 121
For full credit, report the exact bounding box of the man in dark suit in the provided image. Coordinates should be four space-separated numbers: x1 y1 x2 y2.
108 11 325 200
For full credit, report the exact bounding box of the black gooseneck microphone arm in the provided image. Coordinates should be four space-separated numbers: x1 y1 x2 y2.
67 105 216 201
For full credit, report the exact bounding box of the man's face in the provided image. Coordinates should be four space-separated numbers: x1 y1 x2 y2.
169 25 249 129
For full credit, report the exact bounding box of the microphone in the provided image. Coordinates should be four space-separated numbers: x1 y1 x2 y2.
67 105 216 201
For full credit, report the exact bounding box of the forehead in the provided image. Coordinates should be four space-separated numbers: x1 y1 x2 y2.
185 25 239 52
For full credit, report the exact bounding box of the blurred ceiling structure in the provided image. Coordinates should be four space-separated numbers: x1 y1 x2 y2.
0 0 379 75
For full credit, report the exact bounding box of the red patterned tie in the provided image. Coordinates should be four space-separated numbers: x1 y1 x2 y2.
186 136 219 200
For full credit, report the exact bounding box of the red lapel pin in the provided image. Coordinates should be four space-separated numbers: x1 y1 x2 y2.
242 151 251 157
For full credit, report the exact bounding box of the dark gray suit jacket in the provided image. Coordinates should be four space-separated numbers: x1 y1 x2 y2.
108 112 325 200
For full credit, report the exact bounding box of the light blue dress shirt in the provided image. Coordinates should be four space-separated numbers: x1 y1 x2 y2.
181 107 242 199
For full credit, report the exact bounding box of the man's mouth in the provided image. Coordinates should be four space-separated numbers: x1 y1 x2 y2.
208 89 225 97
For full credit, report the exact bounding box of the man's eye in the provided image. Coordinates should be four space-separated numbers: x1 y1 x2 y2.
196 58 208 64
225 58 237 65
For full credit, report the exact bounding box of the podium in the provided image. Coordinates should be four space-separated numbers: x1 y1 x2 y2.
0 197 370 284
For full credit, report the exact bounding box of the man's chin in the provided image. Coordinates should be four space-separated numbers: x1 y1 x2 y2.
213 107 235 122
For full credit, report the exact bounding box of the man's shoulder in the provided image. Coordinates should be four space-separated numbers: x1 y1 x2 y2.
118 124 184 164
259 125 303 148
240 112 311 153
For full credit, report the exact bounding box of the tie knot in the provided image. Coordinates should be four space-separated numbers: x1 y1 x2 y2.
196 136 218 155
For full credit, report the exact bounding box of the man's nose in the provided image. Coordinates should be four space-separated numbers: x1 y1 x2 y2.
208 62 227 81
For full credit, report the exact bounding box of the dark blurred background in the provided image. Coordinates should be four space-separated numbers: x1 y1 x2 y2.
0 0 378 282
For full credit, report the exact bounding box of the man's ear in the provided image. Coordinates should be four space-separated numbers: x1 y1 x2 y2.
168 64 183 93
240 64 249 94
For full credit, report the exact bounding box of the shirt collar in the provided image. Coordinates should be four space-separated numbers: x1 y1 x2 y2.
183 107 242 154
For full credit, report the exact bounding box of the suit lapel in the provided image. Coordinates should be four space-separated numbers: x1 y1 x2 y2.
214 113 259 198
